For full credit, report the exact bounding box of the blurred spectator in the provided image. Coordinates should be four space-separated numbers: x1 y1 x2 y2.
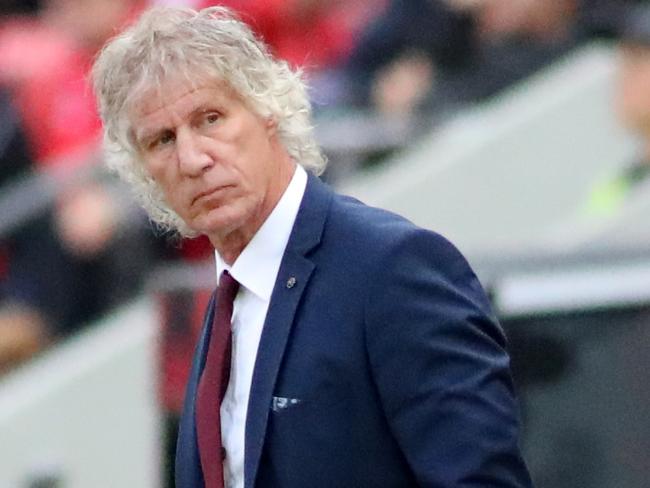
0 0 40 15
0 0 143 164
346 0 637 115
0 0 156 374
586 3 650 216
0 87 157 373
475 0 578 40
0 88 45 373
346 0 475 112
0 89 32 186
617 4 650 156
0 3 220 430
441 0 582 102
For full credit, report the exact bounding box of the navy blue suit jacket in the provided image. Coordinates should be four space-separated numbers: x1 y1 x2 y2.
176 174 532 487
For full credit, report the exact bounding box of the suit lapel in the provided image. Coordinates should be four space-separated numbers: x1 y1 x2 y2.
244 174 332 488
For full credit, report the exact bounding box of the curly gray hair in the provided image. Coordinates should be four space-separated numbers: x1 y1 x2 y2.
92 6 326 236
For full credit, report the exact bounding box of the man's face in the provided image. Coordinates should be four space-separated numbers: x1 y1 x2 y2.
618 43 650 135
477 0 576 40
130 79 292 244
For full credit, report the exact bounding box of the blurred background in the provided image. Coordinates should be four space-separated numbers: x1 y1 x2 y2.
1 0 650 486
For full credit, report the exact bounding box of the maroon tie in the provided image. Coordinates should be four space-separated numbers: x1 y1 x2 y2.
196 271 240 488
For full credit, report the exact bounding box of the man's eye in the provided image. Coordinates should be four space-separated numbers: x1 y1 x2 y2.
205 113 219 124
159 132 175 145
145 131 175 152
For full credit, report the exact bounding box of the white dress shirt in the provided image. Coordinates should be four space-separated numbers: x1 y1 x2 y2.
215 165 307 488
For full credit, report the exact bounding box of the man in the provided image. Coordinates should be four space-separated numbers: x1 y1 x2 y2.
92 6 532 488
585 3 650 217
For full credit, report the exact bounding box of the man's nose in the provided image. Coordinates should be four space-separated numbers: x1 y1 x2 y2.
176 129 213 176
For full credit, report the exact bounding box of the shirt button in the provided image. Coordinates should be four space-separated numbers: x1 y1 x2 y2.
221 447 227 460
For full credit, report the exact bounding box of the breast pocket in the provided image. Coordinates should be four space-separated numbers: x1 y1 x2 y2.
265 390 354 479
267 391 350 443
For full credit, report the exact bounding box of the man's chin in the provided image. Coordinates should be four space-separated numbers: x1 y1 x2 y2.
190 215 241 240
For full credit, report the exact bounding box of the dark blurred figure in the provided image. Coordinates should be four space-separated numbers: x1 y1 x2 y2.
0 89 31 185
0 88 46 372
0 86 156 374
346 0 474 113
585 3 650 217
0 0 143 269
0 0 40 15
617 4 650 169
447 0 625 101
346 0 636 116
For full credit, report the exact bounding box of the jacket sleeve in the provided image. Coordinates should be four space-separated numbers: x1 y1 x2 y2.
364 228 532 487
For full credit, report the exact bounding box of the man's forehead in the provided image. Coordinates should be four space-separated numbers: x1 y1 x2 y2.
131 77 230 118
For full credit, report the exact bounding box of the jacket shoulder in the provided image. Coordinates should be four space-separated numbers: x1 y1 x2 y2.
327 191 467 267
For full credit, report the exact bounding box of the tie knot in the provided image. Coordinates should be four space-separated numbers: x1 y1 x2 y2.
218 270 240 304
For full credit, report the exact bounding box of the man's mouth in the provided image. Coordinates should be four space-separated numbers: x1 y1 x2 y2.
192 185 232 206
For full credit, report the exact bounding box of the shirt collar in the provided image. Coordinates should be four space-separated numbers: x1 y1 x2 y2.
215 165 308 300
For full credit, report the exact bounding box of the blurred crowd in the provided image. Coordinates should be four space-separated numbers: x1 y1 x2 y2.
0 0 153 375
1 0 649 382
2 0 650 485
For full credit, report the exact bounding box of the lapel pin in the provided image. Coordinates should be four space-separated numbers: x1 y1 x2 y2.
286 276 297 289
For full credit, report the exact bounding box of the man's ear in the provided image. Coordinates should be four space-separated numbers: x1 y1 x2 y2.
266 116 278 135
